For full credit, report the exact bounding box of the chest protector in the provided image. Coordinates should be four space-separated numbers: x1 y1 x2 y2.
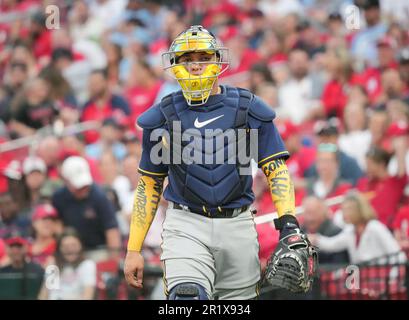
159 86 253 209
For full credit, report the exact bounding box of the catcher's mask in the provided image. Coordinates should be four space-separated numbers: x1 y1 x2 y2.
162 25 229 106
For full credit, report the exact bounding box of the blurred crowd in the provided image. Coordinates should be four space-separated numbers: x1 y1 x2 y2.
1 0 409 300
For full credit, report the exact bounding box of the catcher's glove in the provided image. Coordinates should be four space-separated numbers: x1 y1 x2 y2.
264 215 318 293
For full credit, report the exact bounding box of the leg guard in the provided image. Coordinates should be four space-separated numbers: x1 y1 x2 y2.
168 283 209 300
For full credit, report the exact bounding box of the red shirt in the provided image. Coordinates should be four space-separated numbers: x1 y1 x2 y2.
125 81 162 126
392 206 409 237
221 49 261 78
357 63 398 104
33 30 52 60
357 175 407 228
81 95 130 144
29 240 57 267
267 53 288 68
321 75 360 118
286 146 316 179
0 238 5 263
256 222 279 267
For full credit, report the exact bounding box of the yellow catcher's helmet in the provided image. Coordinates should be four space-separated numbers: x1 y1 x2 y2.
162 25 229 106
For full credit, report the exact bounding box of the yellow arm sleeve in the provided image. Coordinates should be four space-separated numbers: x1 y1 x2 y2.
261 158 295 218
127 175 164 252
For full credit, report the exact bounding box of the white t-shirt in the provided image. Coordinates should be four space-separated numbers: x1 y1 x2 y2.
317 220 406 264
277 77 317 124
338 130 371 170
47 260 97 300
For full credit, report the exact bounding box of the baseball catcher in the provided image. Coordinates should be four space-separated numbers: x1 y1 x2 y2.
124 25 317 299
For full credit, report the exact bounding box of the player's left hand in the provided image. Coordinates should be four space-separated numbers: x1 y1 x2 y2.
264 215 318 293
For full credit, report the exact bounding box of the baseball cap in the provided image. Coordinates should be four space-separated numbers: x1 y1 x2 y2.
314 118 340 136
277 121 299 140
218 25 241 43
32 204 58 221
102 117 125 129
386 121 409 137
3 160 22 180
328 12 342 21
355 0 380 9
5 236 29 247
377 36 396 49
22 156 47 175
123 130 141 143
61 156 93 189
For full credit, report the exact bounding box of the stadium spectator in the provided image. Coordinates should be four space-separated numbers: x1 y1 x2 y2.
125 59 162 125
21 156 48 213
277 48 323 124
0 191 31 239
305 118 364 186
0 62 29 124
36 136 62 181
377 68 407 108
0 235 44 300
358 36 398 105
59 134 103 184
357 146 407 228
246 62 274 93
29 204 60 268
301 196 349 265
276 120 316 190
294 18 326 59
299 143 352 208
0 239 6 266
50 47 93 105
122 131 142 159
368 107 390 150
52 156 121 261
397 48 409 95
9 77 58 138
68 0 105 43
320 48 359 119
7 42 38 79
38 227 97 300
392 206 409 253
85 117 128 161
97 151 130 210
386 102 409 178
338 102 372 170
27 11 52 64
81 69 130 144
309 191 405 264
351 0 387 67
38 65 79 126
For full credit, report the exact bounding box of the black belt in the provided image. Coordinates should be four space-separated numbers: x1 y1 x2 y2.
172 203 249 218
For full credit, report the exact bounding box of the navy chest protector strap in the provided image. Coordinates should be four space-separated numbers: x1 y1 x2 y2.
160 88 252 129
159 87 253 208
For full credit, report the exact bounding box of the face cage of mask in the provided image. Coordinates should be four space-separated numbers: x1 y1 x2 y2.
162 48 230 106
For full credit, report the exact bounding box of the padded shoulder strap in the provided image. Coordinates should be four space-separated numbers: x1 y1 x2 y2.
159 92 180 124
248 95 276 122
137 104 166 129
235 88 253 128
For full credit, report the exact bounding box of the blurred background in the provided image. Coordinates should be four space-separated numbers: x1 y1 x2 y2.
0 0 409 300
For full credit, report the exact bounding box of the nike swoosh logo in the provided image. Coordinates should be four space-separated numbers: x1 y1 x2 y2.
194 115 224 128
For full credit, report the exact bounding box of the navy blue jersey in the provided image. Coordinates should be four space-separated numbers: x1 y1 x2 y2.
138 85 288 209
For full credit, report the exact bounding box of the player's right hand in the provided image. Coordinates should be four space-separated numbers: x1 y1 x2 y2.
124 250 144 289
